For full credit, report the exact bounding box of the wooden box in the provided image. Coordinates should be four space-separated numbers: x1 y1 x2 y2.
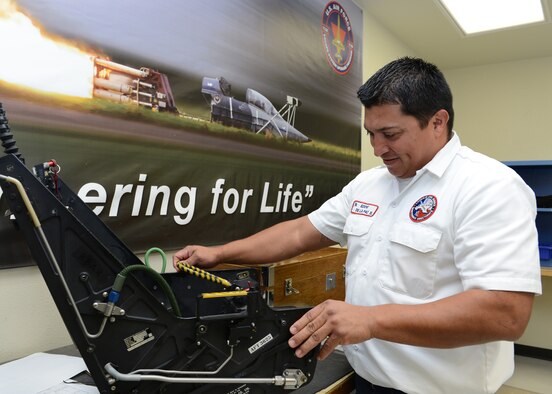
259 247 347 307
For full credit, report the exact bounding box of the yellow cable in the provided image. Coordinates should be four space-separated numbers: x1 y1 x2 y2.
175 261 232 288
201 290 248 299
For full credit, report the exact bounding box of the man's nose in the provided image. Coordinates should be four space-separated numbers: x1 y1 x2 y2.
371 135 389 157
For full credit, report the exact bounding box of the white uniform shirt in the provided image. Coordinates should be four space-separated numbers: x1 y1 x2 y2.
308 133 542 394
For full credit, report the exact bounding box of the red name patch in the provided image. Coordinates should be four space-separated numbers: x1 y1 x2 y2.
351 200 378 217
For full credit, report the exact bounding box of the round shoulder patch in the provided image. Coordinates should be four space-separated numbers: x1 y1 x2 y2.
409 195 438 222
321 1 354 75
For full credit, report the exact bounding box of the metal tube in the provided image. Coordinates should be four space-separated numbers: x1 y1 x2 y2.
0 174 108 339
93 89 131 104
132 347 234 376
94 78 133 95
136 80 153 88
95 58 149 78
104 363 293 386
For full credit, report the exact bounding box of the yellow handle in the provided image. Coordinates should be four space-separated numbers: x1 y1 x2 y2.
176 261 232 288
201 290 248 299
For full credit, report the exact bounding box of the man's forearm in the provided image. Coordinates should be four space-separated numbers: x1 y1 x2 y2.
216 216 334 265
369 289 534 348
289 289 535 360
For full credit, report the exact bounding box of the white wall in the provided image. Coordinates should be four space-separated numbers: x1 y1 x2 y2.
0 266 71 363
445 57 552 161
360 12 417 170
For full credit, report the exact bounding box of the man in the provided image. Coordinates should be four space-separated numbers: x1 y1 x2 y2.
173 57 542 394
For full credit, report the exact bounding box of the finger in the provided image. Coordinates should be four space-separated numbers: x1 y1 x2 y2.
173 253 194 272
172 255 183 271
289 305 323 336
288 308 329 354
317 334 339 360
172 248 189 264
293 324 331 358
288 310 318 348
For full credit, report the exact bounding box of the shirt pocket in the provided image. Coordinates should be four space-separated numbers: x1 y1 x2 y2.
379 222 442 299
343 215 374 237
342 214 374 275
343 214 374 240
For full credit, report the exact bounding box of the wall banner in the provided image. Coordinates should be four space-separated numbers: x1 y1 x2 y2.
0 0 362 268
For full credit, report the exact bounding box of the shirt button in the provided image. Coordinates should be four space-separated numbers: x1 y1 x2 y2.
376 235 382 242
353 345 359 351
362 270 367 276
391 202 397 208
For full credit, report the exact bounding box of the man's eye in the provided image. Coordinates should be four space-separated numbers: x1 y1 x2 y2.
384 133 398 139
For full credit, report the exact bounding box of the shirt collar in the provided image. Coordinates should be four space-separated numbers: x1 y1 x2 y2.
418 131 461 178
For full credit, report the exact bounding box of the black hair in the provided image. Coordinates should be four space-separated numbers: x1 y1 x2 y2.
357 57 454 135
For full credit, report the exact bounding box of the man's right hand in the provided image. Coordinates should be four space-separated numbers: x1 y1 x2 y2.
172 245 221 271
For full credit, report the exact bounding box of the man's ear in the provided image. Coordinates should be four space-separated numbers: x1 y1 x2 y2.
432 109 449 137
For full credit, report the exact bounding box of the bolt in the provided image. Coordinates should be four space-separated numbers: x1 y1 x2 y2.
109 317 116 323
86 346 94 353
102 292 108 298
110 385 117 391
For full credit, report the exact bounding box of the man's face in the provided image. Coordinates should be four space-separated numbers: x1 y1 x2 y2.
364 104 447 179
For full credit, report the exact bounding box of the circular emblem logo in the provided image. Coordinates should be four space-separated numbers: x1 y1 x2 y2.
409 195 438 222
322 1 354 75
